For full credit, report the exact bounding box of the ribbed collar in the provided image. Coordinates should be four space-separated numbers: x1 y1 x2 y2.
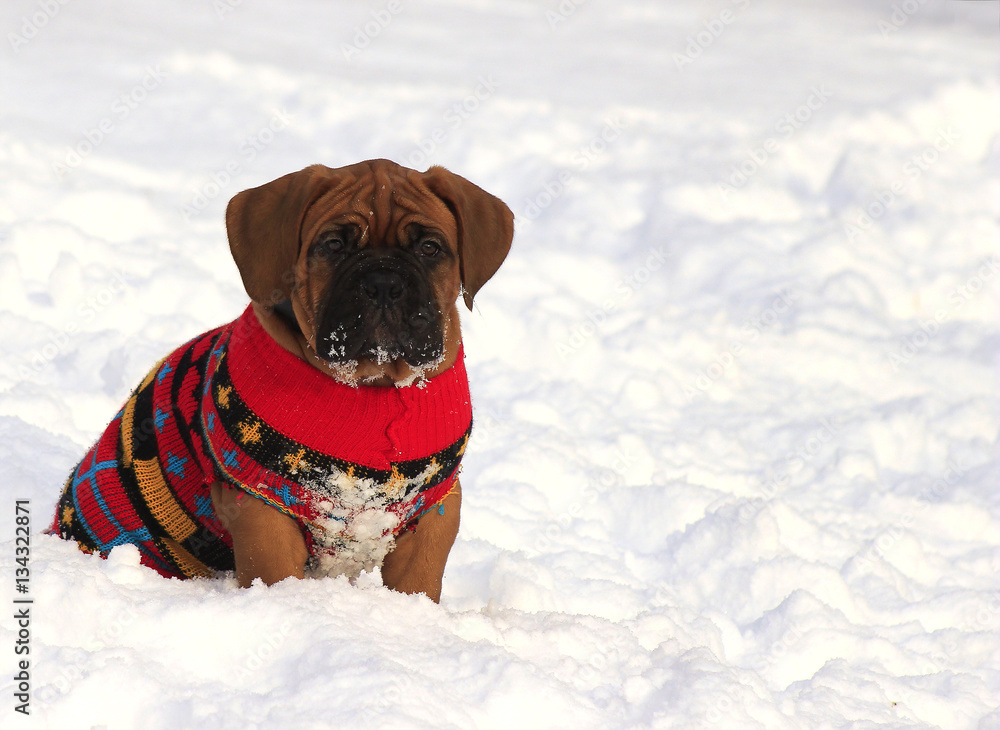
219 306 472 471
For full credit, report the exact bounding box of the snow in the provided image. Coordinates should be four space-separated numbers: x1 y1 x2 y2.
1 0 999 728
307 467 406 581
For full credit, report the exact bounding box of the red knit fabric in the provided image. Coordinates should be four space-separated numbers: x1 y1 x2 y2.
226 305 470 471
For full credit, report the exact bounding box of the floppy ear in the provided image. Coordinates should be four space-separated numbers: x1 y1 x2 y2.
226 165 337 305
421 166 514 310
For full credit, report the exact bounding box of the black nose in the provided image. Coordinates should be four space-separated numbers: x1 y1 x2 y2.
360 269 404 307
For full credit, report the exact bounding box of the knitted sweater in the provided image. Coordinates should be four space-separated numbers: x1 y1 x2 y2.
51 305 472 580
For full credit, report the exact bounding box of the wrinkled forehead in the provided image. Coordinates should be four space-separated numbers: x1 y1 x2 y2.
301 163 456 247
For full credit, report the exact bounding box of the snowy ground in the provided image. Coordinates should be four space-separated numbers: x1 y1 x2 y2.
1 1 999 728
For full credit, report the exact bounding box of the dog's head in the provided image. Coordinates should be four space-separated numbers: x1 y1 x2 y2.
226 160 513 385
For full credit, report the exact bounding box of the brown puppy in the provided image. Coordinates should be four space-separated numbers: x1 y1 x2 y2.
53 159 513 603
217 160 513 600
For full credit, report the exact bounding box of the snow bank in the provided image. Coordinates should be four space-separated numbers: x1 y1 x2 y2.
1 0 997 728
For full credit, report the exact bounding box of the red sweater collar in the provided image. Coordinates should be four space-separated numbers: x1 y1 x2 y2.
222 306 472 471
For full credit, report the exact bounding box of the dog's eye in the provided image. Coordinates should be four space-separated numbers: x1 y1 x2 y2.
314 237 345 258
417 239 441 258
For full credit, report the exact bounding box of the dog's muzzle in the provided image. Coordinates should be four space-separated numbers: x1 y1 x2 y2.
316 252 444 367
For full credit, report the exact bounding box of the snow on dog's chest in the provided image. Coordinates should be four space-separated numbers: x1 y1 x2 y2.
301 463 438 580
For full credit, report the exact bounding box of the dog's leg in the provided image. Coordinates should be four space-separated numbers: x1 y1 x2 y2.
381 481 462 604
210 482 309 587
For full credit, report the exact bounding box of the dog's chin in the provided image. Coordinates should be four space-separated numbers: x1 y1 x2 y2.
352 359 423 387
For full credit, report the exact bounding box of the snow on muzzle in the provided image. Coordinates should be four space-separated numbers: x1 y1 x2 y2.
315 253 444 367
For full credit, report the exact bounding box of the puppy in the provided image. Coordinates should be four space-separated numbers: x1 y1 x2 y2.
51 159 513 602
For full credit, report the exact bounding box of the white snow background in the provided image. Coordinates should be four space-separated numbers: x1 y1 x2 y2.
1 1 999 728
